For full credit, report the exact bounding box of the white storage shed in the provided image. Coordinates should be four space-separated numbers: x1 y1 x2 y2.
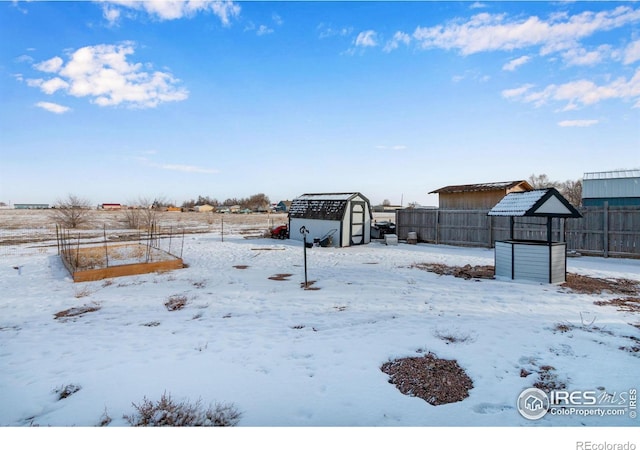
488 188 582 284
288 193 372 247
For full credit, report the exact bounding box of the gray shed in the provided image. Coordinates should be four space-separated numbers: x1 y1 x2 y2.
288 193 372 247
488 188 582 284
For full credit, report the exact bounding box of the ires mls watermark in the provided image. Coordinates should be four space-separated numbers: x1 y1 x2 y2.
517 387 637 421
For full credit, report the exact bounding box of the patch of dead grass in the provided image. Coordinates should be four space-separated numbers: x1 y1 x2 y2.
410 263 494 280
562 273 639 296
54 304 101 320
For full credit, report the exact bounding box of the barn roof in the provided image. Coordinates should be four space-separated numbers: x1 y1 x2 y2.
488 188 582 218
289 193 369 220
584 169 640 180
429 180 532 195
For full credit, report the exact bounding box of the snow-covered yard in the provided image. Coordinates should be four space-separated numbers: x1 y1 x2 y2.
1 218 638 444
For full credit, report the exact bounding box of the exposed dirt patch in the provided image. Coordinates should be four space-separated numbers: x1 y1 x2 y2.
54 304 101 320
301 280 320 290
410 263 494 280
561 273 640 296
533 365 567 393
380 352 473 406
593 297 640 313
268 273 292 281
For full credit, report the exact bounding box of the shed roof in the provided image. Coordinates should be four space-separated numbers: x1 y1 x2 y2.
289 193 369 220
429 180 532 194
488 188 582 218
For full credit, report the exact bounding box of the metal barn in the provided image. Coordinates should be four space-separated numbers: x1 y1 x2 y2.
288 193 372 247
488 188 582 284
582 170 640 207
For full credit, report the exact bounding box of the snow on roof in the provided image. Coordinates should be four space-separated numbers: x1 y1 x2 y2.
289 193 369 220
488 188 582 218
295 193 358 201
487 190 547 216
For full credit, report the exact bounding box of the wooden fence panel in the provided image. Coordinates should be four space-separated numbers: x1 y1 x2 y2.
396 206 640 257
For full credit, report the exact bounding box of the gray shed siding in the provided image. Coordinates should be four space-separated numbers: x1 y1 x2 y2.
289 218 342 247
495 241 567 284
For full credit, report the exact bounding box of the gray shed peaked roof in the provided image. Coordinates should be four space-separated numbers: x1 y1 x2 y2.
488 188 582 218
289 193 369 220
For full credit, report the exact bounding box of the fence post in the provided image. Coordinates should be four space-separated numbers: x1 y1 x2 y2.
603 201 609 258
435 209 439 245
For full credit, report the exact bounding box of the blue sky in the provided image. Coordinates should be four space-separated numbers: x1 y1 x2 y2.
1 1 639 207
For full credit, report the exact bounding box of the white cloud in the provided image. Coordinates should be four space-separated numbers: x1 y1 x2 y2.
502 55 531 71
34 56 64 73
501 84 535 99
97 0 240 25
502 68 640 109
470 2 488 10
561 45 611 66
355 30 378 48
557 119 599 127
412 6 640 56
272 13 283 26
36 101 71 114
317 23 352 39
383 31 411 53
28 43 189 108
101 4 121 26
624 39 640 64
257 25 273 36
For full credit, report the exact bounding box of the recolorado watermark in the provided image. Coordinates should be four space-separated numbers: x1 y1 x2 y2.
575 442 636 450
517 387 637 421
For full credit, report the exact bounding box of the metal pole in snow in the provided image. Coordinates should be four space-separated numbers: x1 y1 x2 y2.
300 226 309 289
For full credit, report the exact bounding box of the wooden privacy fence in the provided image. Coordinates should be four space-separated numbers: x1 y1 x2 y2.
396 204 639 258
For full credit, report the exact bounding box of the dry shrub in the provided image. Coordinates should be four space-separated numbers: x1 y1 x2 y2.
381 352 473 406
165 295 188 311
55 384 81 400
54 304 101 320
124 392 241 427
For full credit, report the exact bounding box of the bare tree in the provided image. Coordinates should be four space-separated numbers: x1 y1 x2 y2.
528 173 557 189
528 173 582 206
51 194 92 228
558 179 583 207
122 196 164 230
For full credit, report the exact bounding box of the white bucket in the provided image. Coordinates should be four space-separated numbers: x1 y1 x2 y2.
407 231 418 244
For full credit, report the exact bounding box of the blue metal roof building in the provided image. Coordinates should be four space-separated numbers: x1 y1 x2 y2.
582 170 640 207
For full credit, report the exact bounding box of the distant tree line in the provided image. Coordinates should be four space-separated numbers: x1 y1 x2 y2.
528 173 582 207
181 193 270 211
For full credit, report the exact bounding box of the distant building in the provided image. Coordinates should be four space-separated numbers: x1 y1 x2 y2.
194 204 215 213
100 203 122 210
274 200 292 213
582 170 640 207
14 204 49 209
429 180 533 210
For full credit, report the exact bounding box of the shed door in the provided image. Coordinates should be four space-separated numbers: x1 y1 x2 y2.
350 202 365 245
